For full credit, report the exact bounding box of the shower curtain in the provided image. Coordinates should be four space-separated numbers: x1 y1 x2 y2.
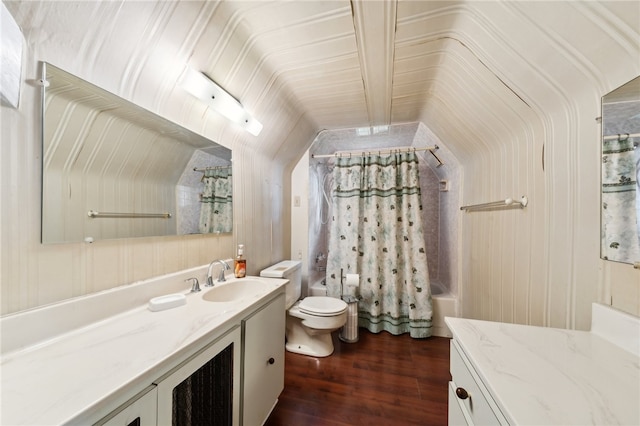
199 167 233 234
325 152 432 338
602 136 640 262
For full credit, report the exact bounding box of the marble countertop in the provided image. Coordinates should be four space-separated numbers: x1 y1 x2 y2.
0 271 286 425
445 313 640 425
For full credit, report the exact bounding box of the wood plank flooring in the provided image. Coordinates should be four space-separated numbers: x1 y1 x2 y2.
264 330 451 426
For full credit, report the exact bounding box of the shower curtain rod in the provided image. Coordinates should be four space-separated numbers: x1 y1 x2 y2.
311 146 443 166
603 133 640 140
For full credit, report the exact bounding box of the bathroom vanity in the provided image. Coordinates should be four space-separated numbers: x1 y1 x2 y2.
445 304 640 425
0 266 286 425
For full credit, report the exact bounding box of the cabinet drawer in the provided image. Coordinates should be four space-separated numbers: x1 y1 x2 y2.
448 381 471 426
449 340 507 425
95 386 157 426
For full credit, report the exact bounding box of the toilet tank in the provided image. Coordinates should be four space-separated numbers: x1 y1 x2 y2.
260 260 302 309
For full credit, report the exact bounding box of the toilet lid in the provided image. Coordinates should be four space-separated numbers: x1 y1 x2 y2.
299 296 347 316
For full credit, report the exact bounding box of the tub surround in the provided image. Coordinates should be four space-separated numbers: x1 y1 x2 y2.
432 294 456 338
0 267 287 425
446 303 639 425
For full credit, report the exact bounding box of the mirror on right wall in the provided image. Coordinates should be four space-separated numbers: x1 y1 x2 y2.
601 75 640 264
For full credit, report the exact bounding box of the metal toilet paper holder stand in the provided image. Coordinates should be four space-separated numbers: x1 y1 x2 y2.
339 269 361 343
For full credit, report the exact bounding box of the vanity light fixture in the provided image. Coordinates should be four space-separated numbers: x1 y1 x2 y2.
180 67 263 136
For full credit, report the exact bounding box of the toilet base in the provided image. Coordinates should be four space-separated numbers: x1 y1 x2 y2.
285 332 334 357
285 315 339 357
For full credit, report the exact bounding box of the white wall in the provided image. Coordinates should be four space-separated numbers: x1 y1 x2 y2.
0 21 290 316
0 1 325 316
2 1 638 329
1 64 297 314
290 153 309 294
403 2 640 329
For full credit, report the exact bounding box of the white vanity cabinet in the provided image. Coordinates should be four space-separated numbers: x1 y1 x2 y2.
150 293 286 426
0 270 289 426
448 340 507 426
241 293 285 426
445 306 640 426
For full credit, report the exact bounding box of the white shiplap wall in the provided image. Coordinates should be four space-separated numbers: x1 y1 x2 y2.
1 1 639 327
411 2 640 329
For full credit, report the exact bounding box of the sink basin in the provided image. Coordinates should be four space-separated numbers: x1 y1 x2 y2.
202 279 275 303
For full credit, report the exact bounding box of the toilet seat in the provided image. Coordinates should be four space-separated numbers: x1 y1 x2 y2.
298 296 347 317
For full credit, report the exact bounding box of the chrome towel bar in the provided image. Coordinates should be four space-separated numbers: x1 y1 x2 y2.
460 196 528 212
87 210 172 219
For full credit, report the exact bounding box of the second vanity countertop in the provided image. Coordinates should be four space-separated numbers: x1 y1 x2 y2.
445 309 640 425
0 268 287 425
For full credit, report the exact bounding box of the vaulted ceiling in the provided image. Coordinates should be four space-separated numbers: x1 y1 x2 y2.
6 1 639 167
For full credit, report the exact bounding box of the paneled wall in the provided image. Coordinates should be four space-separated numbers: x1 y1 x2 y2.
2 1 639 328
412 2 640 328
0 12 295 316
2 84 232 313
0 60 293 314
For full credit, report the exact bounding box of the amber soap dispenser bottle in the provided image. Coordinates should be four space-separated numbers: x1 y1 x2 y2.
234 244 246 278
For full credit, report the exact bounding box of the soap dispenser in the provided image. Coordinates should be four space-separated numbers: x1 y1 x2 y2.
234 244 246 278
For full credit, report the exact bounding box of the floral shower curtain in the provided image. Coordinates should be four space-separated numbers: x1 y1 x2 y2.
325 152 432 338
602 136 640 262
199 167 233 234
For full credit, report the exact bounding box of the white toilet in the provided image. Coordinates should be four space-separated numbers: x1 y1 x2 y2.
260 260 348 357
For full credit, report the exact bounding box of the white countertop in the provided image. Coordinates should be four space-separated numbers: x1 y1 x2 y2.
0 270 286 425
445 311 640 425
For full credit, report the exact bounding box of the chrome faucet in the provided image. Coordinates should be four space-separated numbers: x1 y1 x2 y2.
186 277 200 293
207 259 231 286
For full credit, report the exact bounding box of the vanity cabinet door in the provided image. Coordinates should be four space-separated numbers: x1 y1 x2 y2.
155 326 242 426
448 381 471 426
96 386 157 426
449 340 508 426
242 293 285 426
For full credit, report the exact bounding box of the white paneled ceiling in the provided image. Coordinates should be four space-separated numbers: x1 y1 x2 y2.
5 0 639 163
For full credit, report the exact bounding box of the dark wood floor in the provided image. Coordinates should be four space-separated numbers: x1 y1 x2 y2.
265 330 451 426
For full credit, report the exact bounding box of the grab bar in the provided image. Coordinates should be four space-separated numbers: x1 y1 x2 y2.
460 196 528 212
88 210 172 219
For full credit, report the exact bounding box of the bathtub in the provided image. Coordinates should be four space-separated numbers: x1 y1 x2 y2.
308 277 327 296
430 281 457 338
308 278 457 337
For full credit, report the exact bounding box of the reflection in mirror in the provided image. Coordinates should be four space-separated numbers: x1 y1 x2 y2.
601 76 640 263
41 62 232 244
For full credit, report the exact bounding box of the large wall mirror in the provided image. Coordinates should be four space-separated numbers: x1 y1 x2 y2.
41 62 233 244
601 75 640 264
